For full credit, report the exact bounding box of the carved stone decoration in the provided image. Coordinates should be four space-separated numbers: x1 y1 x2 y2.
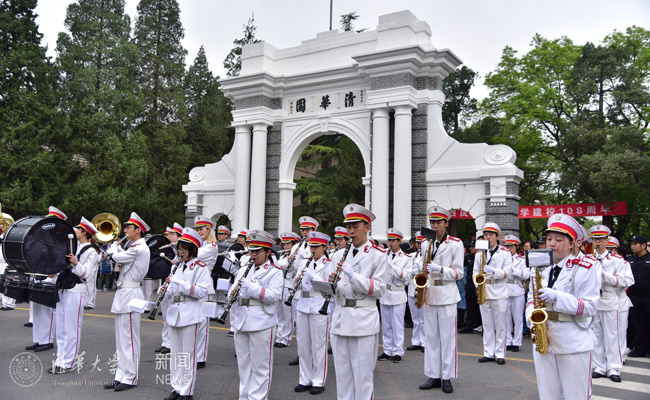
189 167 205 182
484 145 516 165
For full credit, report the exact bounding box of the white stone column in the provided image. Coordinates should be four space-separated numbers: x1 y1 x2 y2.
393 106 413 236
233 125 252 233
248 123 269 229
371 108 390 239
278 181 296 234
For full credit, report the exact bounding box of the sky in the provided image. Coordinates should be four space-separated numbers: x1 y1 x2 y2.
34 0 650 100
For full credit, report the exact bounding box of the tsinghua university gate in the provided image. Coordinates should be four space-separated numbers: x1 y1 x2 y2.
183 10 524 241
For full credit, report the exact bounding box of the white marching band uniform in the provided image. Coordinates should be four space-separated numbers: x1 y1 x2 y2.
107 235 150 386
527 254 601 400
296 252 331 388
229 254 283 400
380 245 410 359
84 255 99 309
591 250 628 378
164 256 211 397
407 241 425 349
32 277 57 347
275 249 299 346
506 252 530 348
617 259 634 363
328 238 387 400
195 240 218 365
473 240 512 360
421 233 464 380
0 245 17 310
55 242 99 369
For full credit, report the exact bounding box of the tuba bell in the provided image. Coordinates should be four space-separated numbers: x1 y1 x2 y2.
91 213 121 244
0 203 14 234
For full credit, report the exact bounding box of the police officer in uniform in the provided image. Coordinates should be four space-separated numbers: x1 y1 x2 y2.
527 214 600 400
589 225 628 382
325 204 387 400
627 235 650 358
474 222 512 365
378 228 411 363
417 207 464 394
162 228 212 400
104 212 151 391
229 230 283 400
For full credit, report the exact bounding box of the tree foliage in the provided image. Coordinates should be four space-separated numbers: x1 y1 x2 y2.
294 135 365 231
442 65 478 134
340 12 366 33
55 0 147 220
223 14 260 77
0 0 70 217
134 0 189 229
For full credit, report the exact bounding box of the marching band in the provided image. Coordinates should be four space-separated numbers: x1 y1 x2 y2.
0 202 646 400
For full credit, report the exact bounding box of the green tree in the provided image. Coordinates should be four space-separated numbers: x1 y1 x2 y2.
134 0 189 230
340 12 366 33
442 65 478 134
223 14 260 77
294 135 365 231
0 0 70 217
185 46 233 169
56 0 147 220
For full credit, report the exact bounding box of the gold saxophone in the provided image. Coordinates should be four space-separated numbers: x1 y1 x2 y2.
473 249 487 305
530 264 550 355
414 238 433 309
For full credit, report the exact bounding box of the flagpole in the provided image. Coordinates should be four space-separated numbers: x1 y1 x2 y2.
329 0 333 30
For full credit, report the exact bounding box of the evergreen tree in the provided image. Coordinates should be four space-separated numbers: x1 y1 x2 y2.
0 0 70 217
134 0 189 230
340 12 367 33
223 14 260 77
185 46 233 169
442 66 478 134
56 0 147 219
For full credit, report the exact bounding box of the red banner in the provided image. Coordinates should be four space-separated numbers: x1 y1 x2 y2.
450 209 473 219
518 202 627 219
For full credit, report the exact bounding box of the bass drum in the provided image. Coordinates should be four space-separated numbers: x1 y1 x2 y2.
2 216 76 275
212 241 244 280
145 234 174 279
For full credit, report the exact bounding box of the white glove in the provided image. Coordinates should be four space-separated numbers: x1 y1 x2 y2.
240 276 261 298
302 269 314 285
602 271 617 286
539 288 559 303
484 266 496 274
341 263 354 280
106 241 119 255
426 263 442 273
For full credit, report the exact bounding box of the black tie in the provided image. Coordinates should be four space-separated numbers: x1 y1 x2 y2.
392 253 396 260
353 249 359 257
548 265 561 288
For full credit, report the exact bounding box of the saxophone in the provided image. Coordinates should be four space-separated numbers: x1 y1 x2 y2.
530 264 550 355
473 249 487 305
414 238 433 309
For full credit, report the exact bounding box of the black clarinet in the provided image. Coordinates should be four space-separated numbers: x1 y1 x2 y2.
284 239 303 279
284 254 314 306
216 258 255 324
318 242 353 315
148 255 181 320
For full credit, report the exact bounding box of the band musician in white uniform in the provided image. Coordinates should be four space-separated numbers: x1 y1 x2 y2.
293 231 332 395
275 231 301 348
156 222 182 355
378 228 410 363
49 216 100 373
325 204 387 400
162 228 212 400
406 232 425 352
417 207 464 394
473 222 512 365
229 231 283 400
527 214 600 400
504 235 529 353
104 212 150 392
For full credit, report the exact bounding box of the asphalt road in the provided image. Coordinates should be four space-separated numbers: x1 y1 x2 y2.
1 291 648 399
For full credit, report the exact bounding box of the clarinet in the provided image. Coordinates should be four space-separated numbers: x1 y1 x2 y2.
318 242 353 315
284 254 314 306
148 254 180 320
284 239 303 279
216 258 255 324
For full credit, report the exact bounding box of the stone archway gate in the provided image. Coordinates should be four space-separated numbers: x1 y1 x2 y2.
182 10 524 241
